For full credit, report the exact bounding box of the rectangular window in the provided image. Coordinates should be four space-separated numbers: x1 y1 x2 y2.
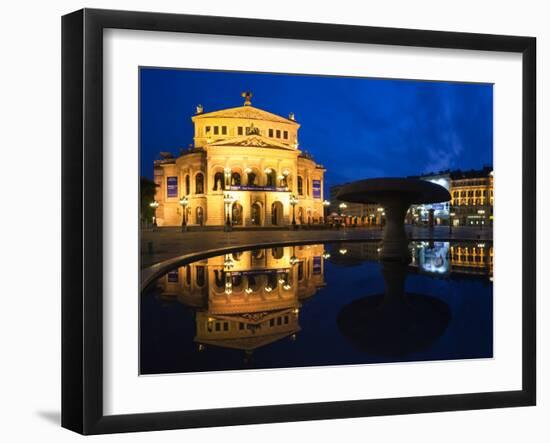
215 323 221 331
205 126 211 133
269 128 274 137
277 317 282 325
213 126 219 135
223 322 229 331
222 126 227 135
239 322 245 330
276 129 281 138
283 130 288 139
269 318 275 327
237 126 243 135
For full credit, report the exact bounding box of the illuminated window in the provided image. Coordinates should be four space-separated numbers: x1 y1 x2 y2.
185 175 190 195
297 176 303 195
195 173 204 194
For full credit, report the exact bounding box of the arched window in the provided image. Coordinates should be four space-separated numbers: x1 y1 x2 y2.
231 172 241 186
196 266 205 287
297 176 303 195
265 169 276 187
247 171 256 186
213 172 224 191
196 206 204 225
195 173 204 194
214 270 224 288
185 266 191 285
271 247 284 259
185 175 190 195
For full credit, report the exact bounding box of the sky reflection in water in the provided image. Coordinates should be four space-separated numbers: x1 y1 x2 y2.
140 241 493 375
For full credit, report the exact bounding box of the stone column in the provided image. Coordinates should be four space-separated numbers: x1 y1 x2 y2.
380 199 410 261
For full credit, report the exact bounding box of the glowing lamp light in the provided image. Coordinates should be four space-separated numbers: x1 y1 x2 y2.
225 288 232 295
149 200 159 209
322 252 331 259
283 284 291 290
289 255 299 265
245 287 253 294
282 169 290 176
244 167 252 174
278 278 286 284
339 249 348 255
264 167 272 174
265 286 273 292
323 200 330 207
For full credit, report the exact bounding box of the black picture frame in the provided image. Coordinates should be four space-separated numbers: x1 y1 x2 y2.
62 8 536 435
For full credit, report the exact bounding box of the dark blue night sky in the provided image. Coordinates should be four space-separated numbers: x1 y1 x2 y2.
140 68 493 189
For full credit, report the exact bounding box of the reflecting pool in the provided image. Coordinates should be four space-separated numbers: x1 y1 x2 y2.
140 241 493 375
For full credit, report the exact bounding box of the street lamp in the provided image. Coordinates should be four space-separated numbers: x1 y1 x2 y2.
449 210 456 235
179 196 189 232
323 200 330 224
224 193 234 232
149 200 159 230
339 202 347 227
289 194 298 228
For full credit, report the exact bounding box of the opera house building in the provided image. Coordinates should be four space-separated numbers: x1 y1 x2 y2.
153 92 326 228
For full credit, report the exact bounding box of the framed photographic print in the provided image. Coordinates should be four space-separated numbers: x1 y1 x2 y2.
62 8 536 435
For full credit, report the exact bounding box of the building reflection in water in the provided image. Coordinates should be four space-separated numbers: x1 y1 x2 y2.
330 240 493 279
155 245 326 356
143 240 492 372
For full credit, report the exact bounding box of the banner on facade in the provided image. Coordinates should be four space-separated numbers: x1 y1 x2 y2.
312 180 321 199
167 176 178 198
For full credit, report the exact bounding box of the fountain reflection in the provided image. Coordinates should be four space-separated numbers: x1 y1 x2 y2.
336 239 492 357
154 245 326 355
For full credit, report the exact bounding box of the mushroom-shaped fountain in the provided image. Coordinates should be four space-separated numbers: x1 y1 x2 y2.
337 259 451 358
337 178 451 261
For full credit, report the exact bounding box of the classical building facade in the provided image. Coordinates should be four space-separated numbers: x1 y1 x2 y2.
153 92 326 228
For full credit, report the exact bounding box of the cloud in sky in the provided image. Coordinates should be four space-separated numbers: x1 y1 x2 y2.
140 68 493 189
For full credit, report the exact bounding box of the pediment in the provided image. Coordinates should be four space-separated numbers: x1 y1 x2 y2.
208 134 296 150
192 106 299 126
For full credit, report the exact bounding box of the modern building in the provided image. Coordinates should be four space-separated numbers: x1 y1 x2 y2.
152 92 326 228
329 166 493 227
154 244 327 352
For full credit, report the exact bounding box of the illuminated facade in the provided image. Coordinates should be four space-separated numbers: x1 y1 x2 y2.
330 167 493 227
449 167 494 227
153 92 326 227
328 241 492 278
155 245 327 351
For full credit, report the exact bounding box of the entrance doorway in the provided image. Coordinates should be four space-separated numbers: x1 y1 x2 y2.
271 201 283 225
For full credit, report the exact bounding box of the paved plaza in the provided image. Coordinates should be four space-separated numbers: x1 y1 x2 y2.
140 226 493 287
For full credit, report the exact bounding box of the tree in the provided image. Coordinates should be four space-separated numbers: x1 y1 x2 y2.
140 177 158 226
